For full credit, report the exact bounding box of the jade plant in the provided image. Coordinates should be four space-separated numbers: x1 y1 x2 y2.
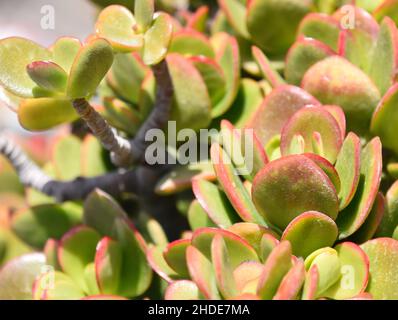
1 0 398 301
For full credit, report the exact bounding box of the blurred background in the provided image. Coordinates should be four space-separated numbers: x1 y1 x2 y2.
0 0 99 134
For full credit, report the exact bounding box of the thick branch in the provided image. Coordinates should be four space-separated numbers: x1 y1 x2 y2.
0 135 139 202
0 135 52 190
72 98 133 168
130 60 174 164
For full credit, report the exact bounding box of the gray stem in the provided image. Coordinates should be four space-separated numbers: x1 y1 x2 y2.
72 98 133 168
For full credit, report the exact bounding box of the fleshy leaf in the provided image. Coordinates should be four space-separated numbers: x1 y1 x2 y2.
190 56 226 108
361 238 398 299
83 189 128 238
335 132 361 210
0 37 51 98
252 154 339 230
26 61 67 92
167 53 211 131
337 138 382 239
302 56 381 135
285 37 335 86
371 84 398 154
51 37 82 73
256 241 292 300
218 0 249 38
246 0 312 55
95 5 143 52
252 46 285 88
211 234 238 299
187 200 217 231
349 193 385 243
222 78 263 128
211 33 240 118
142 12 173 65
95 237 123 295
186 245 220 300
246 85 320 146
191 227 259 269
280 106 343 163
165 280 200 300
227 222 279 256
156 161 216 196
0 253 45 299
11 204 79 248
368 17 398 96
81 135 109 177
135 0 154 32
169 30 215 58
163 239 190 278
281 211 338 258
323 242 369 300
192 179 240 229
233 261 263 295
52 135 82 180
67 38 114 99
297 13 341 51
377 181 398 237
273 258 306 300
18 98 78 131
211 143 267 226
58 226 101 294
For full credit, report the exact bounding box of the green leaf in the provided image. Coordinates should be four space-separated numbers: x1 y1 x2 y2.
246 85 319 146
324 242 369 300
186 245 221 299
282 211 338 258
302 56 380 135
335 132 361 210
374 0 398 24
0 37 51 98
371 84 398 154
52 135 82 180
11 204 80 248
67 38 114 99
59 226 101 293
81 135 109 177
280 106 343 164
285 38 334 86
95 237 123 295
211 234 238 299
190 56 226 108
167 53 211 132
376 181 398 237
211 143 267 226
252 46 285 88
135 0 154 32
257 241 292 300
218 0 250 38
163 239 190 278
84 189 128 238
18 98 78 131
51 37 82 73
169 30 215 58
95 5 143 52
222 78 263 128
252 154 339 230
192 179 240 228
369 17 398 96
361 238 398 299
246 0 312 55
337 138 382 239
107 53 148 105
0 253 46 300
187 200 217 231
211 33 240 118
165 280 201 300
26 61 67 92
142 12 173 65
297 13 341 51
273 259 306 300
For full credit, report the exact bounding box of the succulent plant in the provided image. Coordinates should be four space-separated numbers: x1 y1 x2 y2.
1 0 398 301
